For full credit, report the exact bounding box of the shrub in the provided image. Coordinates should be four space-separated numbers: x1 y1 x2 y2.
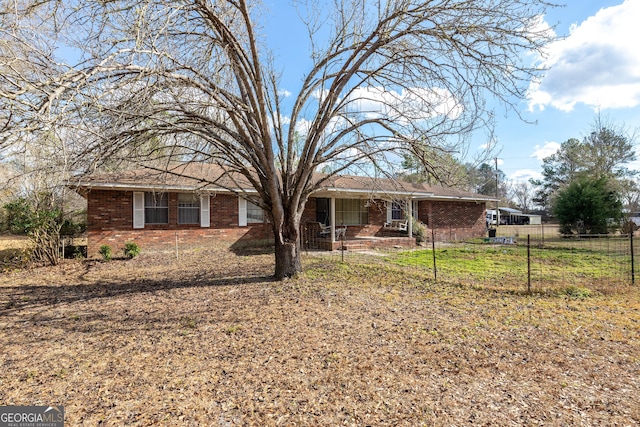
411 218 428 244
3 195 84 266
98 245 112 261
123 242 140 259
63 244 87 259
60 218 86 237
3 198 32 234
73 246 86 259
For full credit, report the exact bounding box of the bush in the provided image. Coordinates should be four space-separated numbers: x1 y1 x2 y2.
63 244 87 259
411 218 428 244
3 198 32 234
60 218 86 236
3 195 85 266
123 242 140 259
98 245 112 261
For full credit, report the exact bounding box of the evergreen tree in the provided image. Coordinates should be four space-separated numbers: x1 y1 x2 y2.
553 177 623 235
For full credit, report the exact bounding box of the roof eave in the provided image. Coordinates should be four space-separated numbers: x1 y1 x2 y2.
428 196 498 202
315 187 436 198
69 180 496 203
69 181 257 194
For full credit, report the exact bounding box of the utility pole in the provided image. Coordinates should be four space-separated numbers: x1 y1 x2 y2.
495 157 500 228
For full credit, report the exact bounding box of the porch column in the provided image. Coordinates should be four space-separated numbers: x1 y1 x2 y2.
330 196 336 244
406 197 413 237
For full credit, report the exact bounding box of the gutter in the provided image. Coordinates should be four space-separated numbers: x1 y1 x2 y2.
68 181 258 195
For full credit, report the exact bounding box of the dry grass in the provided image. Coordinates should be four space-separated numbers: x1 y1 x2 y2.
1 244 639 426
0 234 31 273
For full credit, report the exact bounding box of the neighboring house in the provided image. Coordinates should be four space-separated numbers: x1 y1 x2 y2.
71 163 496 256
486 208 542 226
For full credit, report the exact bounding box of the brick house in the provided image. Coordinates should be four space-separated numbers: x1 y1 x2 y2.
72 163 495 256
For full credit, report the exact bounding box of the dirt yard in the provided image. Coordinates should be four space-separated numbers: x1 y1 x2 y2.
1 247 639 426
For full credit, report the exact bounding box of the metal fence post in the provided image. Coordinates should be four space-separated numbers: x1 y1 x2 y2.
527 234 531 294
631 231 635 286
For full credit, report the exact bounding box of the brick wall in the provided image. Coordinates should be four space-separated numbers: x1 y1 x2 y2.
86 191 487 256
87 189 134 230
419 200 486 241
86 190 271 257
300 197 317 225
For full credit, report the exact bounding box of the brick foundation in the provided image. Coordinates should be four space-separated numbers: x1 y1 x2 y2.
87 227 272 257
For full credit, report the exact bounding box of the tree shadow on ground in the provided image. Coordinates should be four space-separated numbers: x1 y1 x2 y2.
229 236 275 256
1 272 275 316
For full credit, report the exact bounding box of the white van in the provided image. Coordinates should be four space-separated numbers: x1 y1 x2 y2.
486 209 498 226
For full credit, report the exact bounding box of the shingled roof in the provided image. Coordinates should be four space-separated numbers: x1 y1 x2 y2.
72 162 496 202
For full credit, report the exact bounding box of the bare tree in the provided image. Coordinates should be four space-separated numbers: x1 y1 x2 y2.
618 178 640 214
0 0 555 279
509 180 534 212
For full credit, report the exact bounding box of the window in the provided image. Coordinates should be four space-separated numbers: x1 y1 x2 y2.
391 202 404 220
178 193 200 224
335 198 368 225
316 198 330 225
144 192 168 224
246 200 264 223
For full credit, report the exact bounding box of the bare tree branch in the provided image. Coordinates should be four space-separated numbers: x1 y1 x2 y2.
0 0 557 278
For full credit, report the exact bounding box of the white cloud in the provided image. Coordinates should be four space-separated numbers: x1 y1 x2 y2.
278 89 292 98
346 86 463 122
279 114 291 125
509 169 542 183
531 141 560 161
312 88 331 103
293 117 312 136
528 0 640 112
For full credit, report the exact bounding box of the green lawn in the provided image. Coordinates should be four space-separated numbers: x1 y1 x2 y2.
388 242 634 294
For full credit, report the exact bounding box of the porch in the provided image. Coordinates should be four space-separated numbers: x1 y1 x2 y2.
302 222 416 251
304 235 416 251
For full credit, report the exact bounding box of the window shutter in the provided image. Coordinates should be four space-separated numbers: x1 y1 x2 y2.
133 192 145 229
238 197 247 226
200 195 210 228
386 201 392 223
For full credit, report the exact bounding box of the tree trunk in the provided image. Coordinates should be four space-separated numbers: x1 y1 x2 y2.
274 238 302 280
272 213 303 280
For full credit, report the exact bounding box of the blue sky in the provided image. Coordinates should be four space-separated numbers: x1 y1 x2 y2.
262 0 640 184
